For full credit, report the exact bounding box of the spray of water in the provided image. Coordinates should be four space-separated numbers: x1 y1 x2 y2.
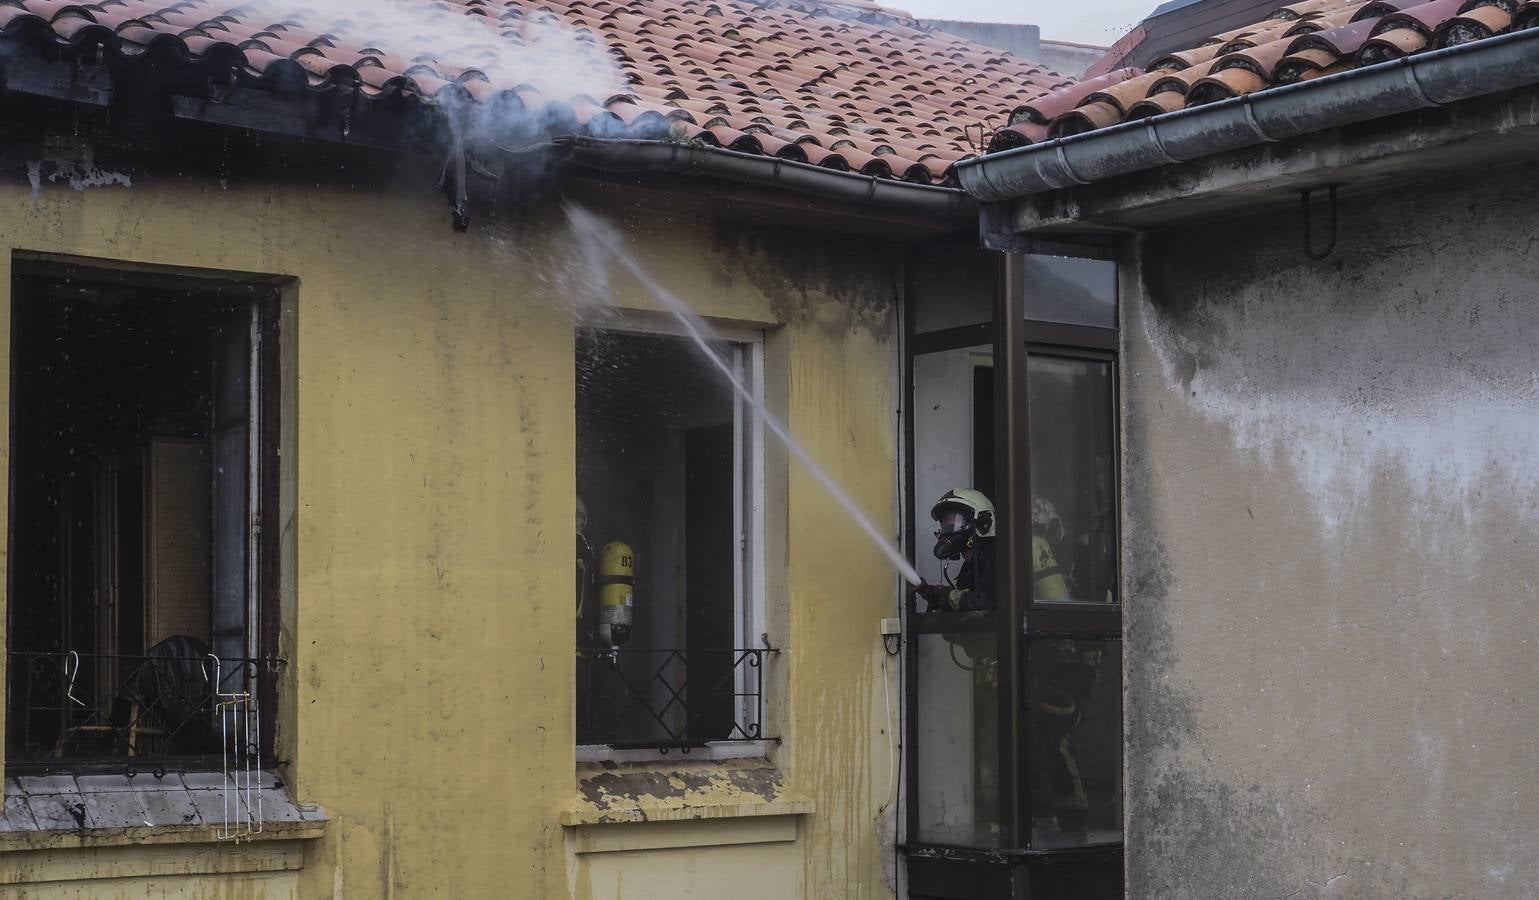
563 202 921 587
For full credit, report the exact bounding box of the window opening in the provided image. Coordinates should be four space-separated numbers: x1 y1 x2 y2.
6 264 281 794
574 328 769 751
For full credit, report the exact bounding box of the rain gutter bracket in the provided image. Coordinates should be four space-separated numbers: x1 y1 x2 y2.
437 101 472 232
1300 184 1340 260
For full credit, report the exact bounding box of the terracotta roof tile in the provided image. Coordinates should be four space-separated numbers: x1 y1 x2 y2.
0 0 1072 186
988 0 1531 155
1150 44 1224 68
1435 4 1515 44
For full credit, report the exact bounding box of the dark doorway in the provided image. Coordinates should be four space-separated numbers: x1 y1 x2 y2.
685 423 735 739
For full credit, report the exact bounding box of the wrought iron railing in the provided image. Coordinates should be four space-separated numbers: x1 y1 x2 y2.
577 648 777 751
7 650 281 775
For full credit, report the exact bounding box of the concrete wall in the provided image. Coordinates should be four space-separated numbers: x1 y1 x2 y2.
918 21 1105 77
1037 41 1107 79
921 20 1041 61
0 153 908 898
1123 171 1539 898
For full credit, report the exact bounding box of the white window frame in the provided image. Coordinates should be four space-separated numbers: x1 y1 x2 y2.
576 313 768 754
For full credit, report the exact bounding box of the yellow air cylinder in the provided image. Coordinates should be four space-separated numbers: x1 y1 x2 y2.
1031 535 1073 603
597 541 635 648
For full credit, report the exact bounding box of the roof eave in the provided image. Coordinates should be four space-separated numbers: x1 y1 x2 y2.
955 27 1539 205
0 40 976 228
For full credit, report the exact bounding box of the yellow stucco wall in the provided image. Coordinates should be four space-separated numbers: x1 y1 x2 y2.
0 165 902 898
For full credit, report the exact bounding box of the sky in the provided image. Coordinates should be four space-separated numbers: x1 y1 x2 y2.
895 0 1154 47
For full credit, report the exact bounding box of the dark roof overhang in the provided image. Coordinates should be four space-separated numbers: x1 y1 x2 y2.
0 36 973 232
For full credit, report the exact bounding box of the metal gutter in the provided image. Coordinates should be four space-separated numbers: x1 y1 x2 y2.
955 28 1539 203
550 136 978 221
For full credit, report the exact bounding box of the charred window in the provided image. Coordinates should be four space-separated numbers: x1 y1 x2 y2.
6 261 280 770
574 328 766 750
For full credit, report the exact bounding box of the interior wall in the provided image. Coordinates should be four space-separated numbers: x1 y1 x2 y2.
1123 168 1539 899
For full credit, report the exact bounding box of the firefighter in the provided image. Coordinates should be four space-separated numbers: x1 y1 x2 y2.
915 490 1079 611
1030 639 1098 842
915 488 997 613
1031 497 1075 603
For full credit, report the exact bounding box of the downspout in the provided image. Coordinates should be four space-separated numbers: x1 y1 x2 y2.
544 137 978 222
955 28 1539 202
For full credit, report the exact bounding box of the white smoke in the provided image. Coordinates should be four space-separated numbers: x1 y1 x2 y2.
248 0 627 112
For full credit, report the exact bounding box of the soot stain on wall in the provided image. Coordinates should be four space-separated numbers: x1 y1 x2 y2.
1122 375 1325 899
707 224 895 341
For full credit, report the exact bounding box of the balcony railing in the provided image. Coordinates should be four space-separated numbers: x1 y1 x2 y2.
577 647 777 751
7 649 281 775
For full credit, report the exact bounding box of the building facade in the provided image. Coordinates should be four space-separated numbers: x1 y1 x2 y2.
958 11 1539 899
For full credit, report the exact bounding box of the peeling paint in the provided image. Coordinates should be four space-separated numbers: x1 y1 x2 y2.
27 152 133 201
574 758 786 818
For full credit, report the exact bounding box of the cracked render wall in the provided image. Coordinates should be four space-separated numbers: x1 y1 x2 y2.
1122 166 1539 899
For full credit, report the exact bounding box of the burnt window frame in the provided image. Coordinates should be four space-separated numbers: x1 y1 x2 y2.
4 254 287 775
903 242 1125 896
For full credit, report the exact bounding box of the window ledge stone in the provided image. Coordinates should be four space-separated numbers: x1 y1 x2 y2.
0 772 328 852
564 757 813 827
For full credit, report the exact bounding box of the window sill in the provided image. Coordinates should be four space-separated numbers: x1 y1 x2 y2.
564 757 813 828
575 740 775 765
562 797 813 828
0 772 328 853
0 817 325 853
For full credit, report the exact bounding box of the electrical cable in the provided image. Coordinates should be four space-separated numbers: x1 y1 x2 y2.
881 648 896 810
884 633 902 897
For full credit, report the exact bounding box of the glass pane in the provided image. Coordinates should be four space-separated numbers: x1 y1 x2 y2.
916 630 1000 846
912 347 997 591
1027 639 1121 848
912 252 995 334
1022 255 1117 329
1026 355 1116 605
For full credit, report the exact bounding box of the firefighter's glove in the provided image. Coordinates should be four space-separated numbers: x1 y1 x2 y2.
913 582 962 613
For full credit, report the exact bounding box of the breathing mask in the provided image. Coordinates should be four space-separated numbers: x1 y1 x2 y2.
933 507 976 560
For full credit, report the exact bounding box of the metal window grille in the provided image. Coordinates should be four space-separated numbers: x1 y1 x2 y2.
577 648 776 751
7 650 280 779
